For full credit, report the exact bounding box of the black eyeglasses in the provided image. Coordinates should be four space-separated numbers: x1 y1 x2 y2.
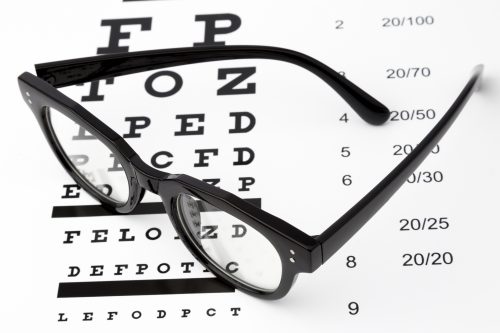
18 45 483 299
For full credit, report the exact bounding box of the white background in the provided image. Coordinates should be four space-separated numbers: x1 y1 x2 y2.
1 0 500 332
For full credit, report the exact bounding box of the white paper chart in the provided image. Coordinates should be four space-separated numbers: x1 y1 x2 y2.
1 0 500 332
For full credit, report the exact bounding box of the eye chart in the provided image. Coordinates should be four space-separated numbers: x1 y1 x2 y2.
1 0 500 332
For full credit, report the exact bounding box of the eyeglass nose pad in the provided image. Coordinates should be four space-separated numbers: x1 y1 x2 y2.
178 194 202 238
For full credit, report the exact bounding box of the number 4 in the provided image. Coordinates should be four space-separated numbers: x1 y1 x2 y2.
339 113 349 122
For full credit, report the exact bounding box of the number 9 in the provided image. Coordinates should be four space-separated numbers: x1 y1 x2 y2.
348 301 359 315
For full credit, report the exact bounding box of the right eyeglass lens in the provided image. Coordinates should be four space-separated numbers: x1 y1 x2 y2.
47 107 130 204
176 193 283 292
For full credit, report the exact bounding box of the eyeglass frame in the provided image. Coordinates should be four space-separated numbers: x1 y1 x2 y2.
17 45 483 299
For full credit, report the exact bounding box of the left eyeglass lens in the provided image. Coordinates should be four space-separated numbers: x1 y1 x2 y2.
176 193 283 292
47 107 130 203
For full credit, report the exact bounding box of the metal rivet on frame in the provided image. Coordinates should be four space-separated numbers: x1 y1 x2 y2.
25 91 30 97
289 249 296 263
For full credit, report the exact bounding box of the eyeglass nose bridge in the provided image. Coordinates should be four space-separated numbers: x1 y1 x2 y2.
128 154 170 195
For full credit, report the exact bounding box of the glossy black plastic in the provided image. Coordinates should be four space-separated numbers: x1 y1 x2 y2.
35 45 390 125
317 64 484 261
18 45 483 299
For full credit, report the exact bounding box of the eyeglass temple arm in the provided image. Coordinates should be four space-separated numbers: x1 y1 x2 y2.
316 65 484 264
34 45 389 125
